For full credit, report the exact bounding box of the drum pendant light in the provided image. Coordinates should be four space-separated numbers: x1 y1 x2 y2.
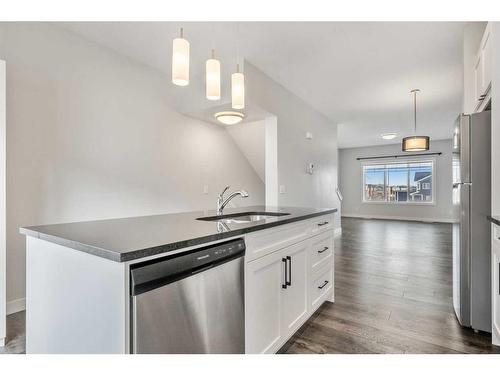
402 89 430 152
172 28 190 86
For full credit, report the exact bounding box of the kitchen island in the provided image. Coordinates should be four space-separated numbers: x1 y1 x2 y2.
20 206 337 354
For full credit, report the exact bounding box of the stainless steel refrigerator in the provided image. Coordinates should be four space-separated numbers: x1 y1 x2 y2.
452 111 491 332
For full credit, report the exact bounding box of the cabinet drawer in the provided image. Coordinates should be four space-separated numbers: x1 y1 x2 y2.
309 266 333 309
310 214 334 236
245 221 310 262
309 232 333 272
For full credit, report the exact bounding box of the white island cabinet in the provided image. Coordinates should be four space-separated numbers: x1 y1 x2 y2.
22 209 335 354
245 214 334 353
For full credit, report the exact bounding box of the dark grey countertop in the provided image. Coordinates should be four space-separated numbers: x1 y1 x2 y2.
487 215 500 227
20 206 337 262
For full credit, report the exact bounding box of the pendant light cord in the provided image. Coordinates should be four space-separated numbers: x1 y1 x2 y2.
411 89 420 134
414 90 416 133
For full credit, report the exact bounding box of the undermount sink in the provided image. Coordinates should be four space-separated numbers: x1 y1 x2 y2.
197 211 290 224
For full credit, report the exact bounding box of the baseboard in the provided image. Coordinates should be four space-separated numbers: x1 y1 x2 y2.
341 213 455 224
6 298 25 315
334 227 342 237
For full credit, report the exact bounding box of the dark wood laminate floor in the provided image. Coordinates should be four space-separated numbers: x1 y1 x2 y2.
0 310 25 354
283 217 500 354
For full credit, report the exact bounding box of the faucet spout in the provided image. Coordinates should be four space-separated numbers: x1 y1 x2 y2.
217 188 249 215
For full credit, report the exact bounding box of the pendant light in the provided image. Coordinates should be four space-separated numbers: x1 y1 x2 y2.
402 89 430 152
206 49 221 100
172 28 190 86
231 63 245 109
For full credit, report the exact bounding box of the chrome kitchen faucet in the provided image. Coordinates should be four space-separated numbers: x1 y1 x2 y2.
217 186 249 215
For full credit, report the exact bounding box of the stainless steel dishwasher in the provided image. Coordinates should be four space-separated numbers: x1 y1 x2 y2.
130 238 245 354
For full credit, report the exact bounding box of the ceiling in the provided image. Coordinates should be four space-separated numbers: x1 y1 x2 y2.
58 22 465 148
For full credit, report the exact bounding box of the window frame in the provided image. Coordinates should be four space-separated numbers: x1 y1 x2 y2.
361 158 436 205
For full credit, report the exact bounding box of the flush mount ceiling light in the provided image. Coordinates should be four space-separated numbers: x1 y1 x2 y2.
381 133 397 140
206 49 221 100
214 111 245 125
172 28 190 86
402 89 430 152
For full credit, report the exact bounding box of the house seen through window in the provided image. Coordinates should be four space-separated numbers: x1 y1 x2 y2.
363 160 434 203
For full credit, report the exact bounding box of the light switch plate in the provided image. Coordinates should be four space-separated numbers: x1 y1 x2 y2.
279 185 286 194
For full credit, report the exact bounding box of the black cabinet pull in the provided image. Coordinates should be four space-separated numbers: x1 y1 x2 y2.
282 258 287 289
286 256 292 286
317 221 329 227
318 280 329 289
318 246 329 254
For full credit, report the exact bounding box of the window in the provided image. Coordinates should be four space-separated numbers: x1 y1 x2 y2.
363 160 434 204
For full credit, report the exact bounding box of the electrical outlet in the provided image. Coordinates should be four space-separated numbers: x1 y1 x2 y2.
203 185 209 194
279 185 286 194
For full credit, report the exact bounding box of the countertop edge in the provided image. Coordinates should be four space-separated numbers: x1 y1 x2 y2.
20 208 337 263
20 227 122 262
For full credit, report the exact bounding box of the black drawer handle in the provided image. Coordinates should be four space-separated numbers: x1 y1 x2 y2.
318 280 329 289
286 256 292 286
318 246 329 254
282 258 287 289
317 221 329 227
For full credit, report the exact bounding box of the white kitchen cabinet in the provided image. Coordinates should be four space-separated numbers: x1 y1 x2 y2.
492 225 500 346
245 214 334 353
474 23 492 111
245 241 308 354
245 246 286 353
280 241 309 336
309 232 334 273
310 265 334 310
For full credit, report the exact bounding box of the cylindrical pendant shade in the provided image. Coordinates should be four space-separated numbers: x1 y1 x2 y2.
231 71 245 109
172 37 190 86
206 58 221 100
402 136 430 152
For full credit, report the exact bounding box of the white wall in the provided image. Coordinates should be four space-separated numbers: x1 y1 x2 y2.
226 120 265 182
0 23 265 310
245 62 340 228
339 140 454 222
491 22 500 217
0 60 5 344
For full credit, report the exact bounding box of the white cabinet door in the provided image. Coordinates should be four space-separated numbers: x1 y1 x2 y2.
474 23 492 110
492 236 500 346
0 60 5 348
474 54 483 104
281 241 309 336
481 24 492 95
245 247 286 353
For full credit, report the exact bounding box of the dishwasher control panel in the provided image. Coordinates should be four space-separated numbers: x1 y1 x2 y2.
194 240 245 267
130 238 245 296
